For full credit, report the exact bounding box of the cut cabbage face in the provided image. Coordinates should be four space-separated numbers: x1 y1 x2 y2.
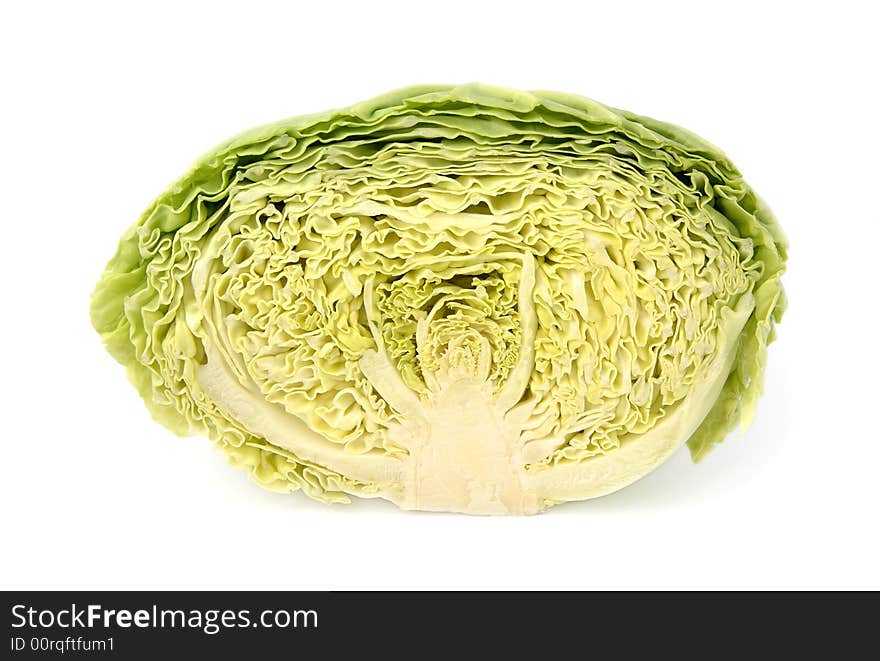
91 84 787 514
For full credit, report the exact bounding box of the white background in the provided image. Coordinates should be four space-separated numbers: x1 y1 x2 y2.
2 1 878 590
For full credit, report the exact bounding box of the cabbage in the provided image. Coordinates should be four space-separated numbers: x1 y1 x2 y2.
91 84 787 514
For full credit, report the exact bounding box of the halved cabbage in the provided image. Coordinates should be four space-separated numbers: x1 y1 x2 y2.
91 84 787 514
